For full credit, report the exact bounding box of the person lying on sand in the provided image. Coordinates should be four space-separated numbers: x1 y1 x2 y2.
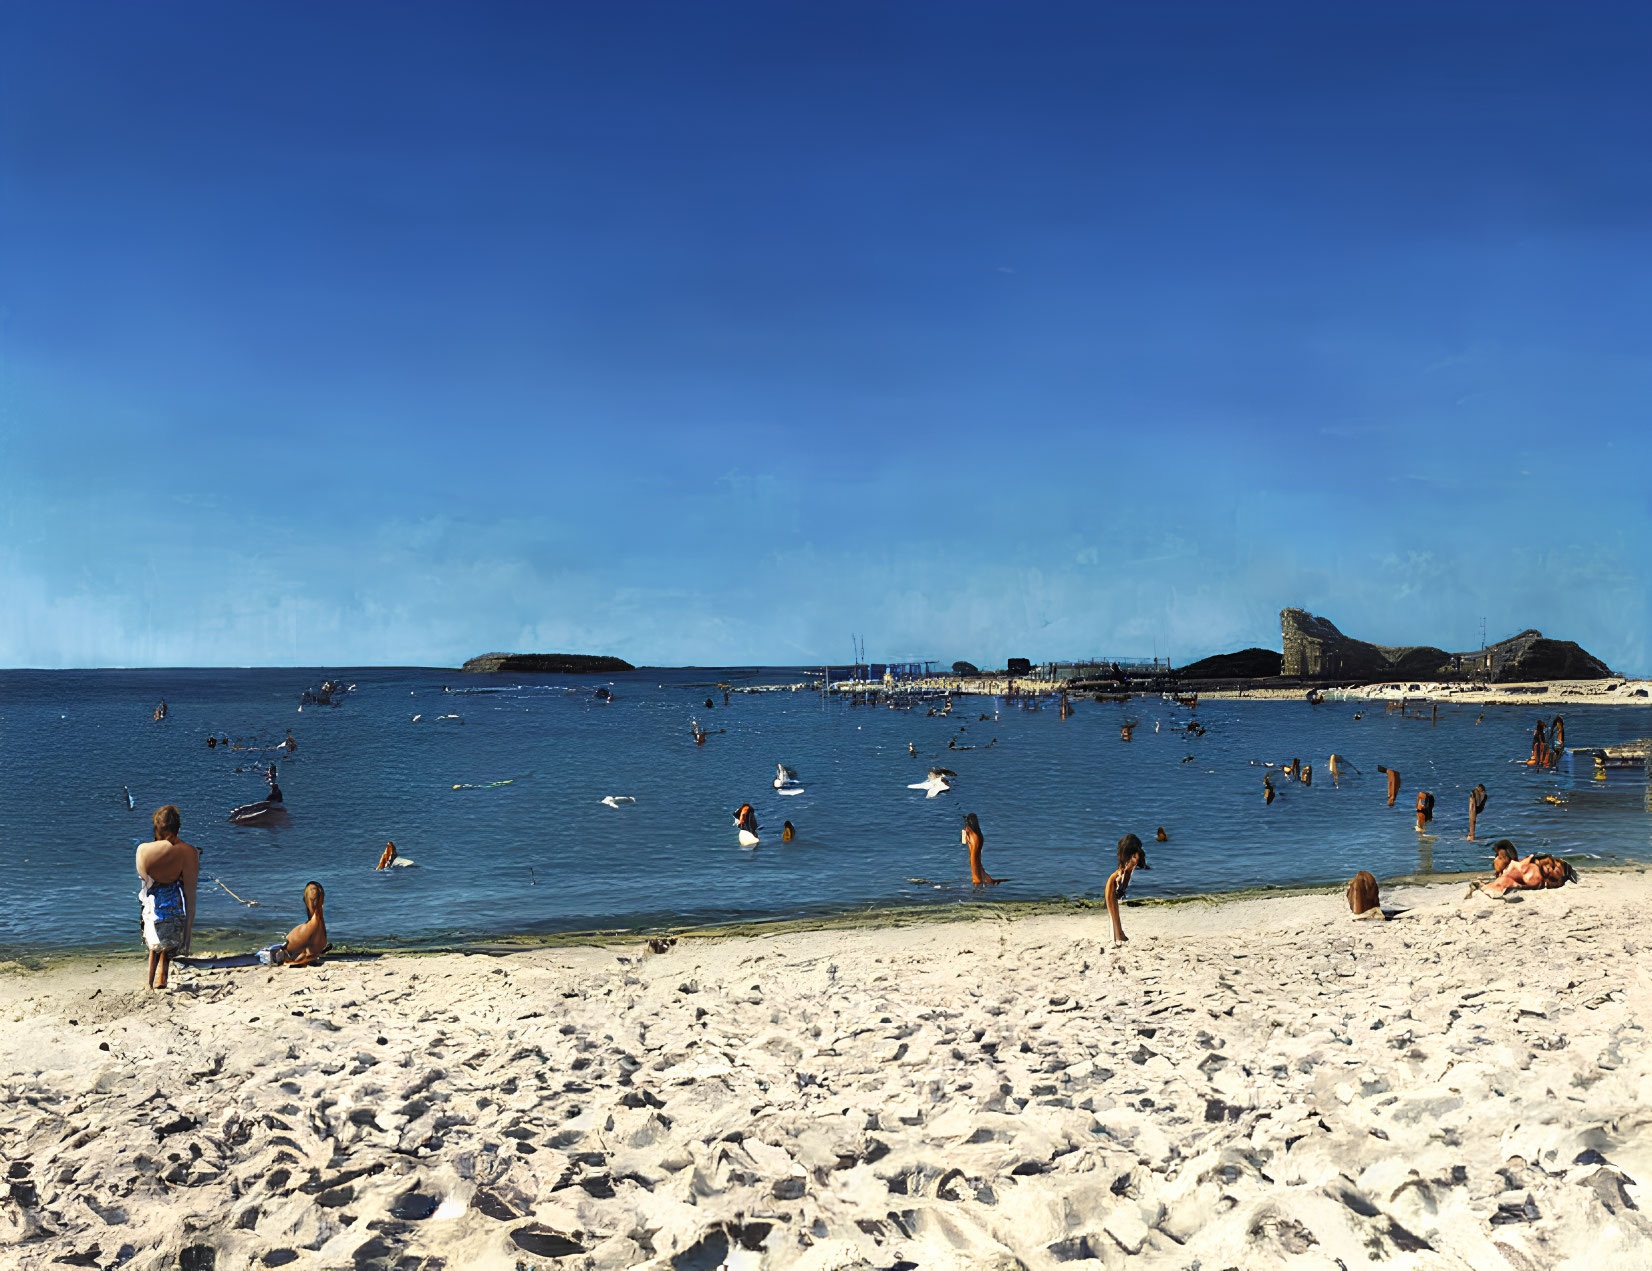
260 881 329 966
1347 870 1384 920
1470 840 1578 897
961 812 1001 886
1106 834 1149 943
135 804 199 989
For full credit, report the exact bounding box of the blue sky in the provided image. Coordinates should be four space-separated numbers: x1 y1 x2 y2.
2 2 1649 671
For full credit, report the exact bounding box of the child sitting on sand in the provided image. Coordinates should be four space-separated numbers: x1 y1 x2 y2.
1347 870 1384 920
1106 834 1149 943
259 881 330 966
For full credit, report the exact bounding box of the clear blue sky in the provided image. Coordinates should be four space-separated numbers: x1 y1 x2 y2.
3 2 1649 670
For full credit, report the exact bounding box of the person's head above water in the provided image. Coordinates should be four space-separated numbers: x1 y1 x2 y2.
1117 833 1148 870
963 812 982 835
303 881 324 915
1155 826 1168 842
152 804 181 840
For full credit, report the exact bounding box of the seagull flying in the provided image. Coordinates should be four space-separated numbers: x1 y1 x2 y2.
907 767 957 798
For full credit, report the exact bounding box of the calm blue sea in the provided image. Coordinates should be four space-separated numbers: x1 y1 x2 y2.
2 667 1649 954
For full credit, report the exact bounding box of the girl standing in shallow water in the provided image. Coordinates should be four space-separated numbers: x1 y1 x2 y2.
961 813 1001 886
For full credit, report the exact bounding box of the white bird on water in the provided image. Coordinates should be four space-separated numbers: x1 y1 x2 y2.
907 767 956 798
600 796 637 808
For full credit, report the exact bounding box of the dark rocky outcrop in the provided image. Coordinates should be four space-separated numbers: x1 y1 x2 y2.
952 660 981 677
462 653 635 674
1280 610 1610 682
1176 648 1283 679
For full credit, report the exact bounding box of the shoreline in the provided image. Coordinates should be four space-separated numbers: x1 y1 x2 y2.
6 866 1645 965
3 874 1648 1268
6 862 1647 971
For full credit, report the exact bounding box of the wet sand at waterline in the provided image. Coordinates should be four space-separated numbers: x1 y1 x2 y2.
4 873 1649 1269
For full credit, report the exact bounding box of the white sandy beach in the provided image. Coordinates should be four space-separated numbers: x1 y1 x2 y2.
3 875 1649 1270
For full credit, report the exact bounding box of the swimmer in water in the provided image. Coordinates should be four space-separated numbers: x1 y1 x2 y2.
1346 870 1382 918
1300 762 1312 786
1282 758 1298 780
1120 720 1136 742
1415 790 1435 831
1378 765 1400 807
782 821 795 842
207 736 217 748
961 812 1001 886
282 730 297 753
1467 783 1487 840
1551 714 1564 750
705 697 714 709
1155 827 1168 842
733 804 758 836
1263 774 1276 804
1529 719 1547 766
909 742 917 756
1105 833 1149 944
376 841 397 870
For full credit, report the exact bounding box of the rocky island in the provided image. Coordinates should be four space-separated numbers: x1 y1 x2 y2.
461 652 635 674
1279 609 1611 682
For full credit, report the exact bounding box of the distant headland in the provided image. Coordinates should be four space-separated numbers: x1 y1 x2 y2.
461 652 635 674
1278 609 1610 682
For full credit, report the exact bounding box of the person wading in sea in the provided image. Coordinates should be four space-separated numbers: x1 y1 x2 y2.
961 813 1001 886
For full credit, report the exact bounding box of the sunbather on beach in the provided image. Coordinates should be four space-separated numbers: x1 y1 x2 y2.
135 804 199 989
1106 833 1149 943
961 812 1001 886
261 881 329 966
1472 840 1578 897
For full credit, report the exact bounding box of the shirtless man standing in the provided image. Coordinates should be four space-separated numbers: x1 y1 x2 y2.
135 805 199 989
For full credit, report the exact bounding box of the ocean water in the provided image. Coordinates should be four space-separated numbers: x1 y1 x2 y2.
2 667 1649 954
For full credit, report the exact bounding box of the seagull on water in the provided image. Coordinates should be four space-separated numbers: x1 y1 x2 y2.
908 767 957 798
